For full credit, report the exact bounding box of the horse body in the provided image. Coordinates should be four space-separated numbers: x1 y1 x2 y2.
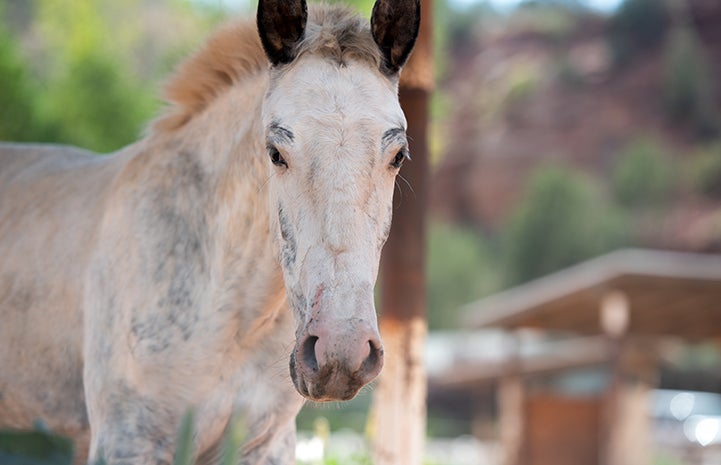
2 82 299 462
0 1 420 463
0 144 121 444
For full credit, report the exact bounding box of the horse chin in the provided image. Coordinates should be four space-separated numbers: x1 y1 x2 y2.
289 357 366 402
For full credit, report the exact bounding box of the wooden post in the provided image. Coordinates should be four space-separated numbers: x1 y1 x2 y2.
498 332 525 465
599 291 630 465
371 1 433 464
600 291 655 465
498 376 526 465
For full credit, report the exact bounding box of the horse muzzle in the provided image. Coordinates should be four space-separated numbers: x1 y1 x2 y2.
289 319 384 401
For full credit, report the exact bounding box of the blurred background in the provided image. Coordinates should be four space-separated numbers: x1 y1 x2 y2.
2 0 721 464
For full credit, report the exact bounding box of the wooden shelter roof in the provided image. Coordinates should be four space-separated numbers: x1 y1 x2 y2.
463 249 721 340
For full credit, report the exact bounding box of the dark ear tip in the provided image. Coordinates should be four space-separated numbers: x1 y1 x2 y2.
371 0 421 75
257 0 308 66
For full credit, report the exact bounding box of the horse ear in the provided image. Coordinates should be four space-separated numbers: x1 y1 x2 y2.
257 0 308 66
370 0 421 75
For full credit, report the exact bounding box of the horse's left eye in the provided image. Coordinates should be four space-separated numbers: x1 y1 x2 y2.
268 146 288 168
390 150 408 169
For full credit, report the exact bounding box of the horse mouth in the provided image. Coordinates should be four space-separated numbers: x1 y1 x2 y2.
289 354 372 402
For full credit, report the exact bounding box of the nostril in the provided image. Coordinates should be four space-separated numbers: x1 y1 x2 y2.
360 339 384 379
301 336 319 372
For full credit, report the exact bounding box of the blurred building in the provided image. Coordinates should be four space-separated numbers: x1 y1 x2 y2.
430 249 721 465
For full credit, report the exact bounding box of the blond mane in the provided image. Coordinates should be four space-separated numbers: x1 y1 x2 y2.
152 5 382 134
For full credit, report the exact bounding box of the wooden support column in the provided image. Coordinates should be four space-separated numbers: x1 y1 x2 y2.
371 1 433 464
600 290 628 465
599 290 651 465
498 332 526 465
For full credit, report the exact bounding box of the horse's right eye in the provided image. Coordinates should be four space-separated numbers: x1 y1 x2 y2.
390 149 409 169
268 146 288 168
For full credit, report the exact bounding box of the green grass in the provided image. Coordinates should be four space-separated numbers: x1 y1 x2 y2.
0 428 73 465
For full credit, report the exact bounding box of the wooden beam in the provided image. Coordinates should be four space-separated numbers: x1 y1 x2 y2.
434 335 614 388
371 1 433 464
464 250 721 334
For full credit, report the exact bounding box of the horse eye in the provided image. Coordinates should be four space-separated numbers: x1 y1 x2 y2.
390 150 408 169
268 146 287 168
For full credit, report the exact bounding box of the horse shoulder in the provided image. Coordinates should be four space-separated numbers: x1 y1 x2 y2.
0 142 126 449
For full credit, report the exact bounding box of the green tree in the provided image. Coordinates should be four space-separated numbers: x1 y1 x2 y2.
31 0 158 152
325 0 375 15
0 23 57 142
504 165 627 285
612 138 674 208
663 26 719 137
689 143 721 200
426 221 500 329
0 428 73 465
609 0 668 66
42 51 154 152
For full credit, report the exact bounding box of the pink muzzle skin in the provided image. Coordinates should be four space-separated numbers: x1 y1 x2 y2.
290 317 384 401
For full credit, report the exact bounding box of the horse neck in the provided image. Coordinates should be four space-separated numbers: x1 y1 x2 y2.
158 73 286 319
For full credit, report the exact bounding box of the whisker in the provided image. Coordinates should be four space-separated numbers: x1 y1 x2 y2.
256 171 276 194
397 173 415 199
393 179 404 209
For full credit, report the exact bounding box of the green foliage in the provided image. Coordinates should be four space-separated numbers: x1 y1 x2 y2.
426 221 500 330
663 26 719 137
0 24 57 142
41 50 155 152
321 454 372 465
324 0 375 16
171 410 246 465
504 165 627 285
675 342 721 371
437 0 492 56
555 53 585 88
689 143 721 199
652 455 684 465
511 1 577 41
30 0 159 152
504 64 540 107
612 138 674 208
297 389 372 433
219 415 246 465
0 429 73 465
481 60 543 122
0 409 250 465
173 410 195 465
0 0 216 151
0 26 35 141
609 0 668 66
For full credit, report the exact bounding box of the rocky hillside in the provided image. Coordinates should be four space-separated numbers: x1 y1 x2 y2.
430 0 721 252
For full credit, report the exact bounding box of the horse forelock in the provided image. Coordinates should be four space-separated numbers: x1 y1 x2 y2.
299 6 381 69
150 4 382 135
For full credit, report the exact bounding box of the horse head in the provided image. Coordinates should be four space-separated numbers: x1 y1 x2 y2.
258 0 420 402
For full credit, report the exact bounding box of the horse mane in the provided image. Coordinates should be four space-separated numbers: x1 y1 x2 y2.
151 5 382 134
